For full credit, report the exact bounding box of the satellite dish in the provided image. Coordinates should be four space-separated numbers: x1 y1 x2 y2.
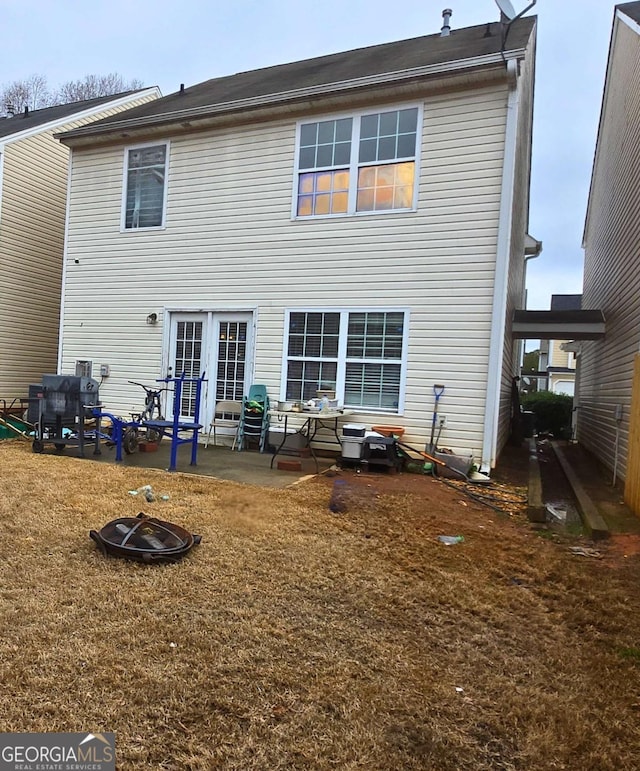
495 0 517 20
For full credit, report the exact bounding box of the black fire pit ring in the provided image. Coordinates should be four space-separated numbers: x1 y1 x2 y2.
90 512 201 563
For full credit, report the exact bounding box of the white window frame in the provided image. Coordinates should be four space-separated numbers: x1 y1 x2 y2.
120 140 170 232
280 308 409 414
291 103 422 220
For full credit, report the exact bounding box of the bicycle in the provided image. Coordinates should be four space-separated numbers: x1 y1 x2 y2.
122 381 169 453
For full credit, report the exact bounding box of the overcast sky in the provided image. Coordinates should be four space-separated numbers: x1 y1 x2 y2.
2 1 617 311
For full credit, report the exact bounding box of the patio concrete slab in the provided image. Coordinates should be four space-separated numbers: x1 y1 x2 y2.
77 440 337 489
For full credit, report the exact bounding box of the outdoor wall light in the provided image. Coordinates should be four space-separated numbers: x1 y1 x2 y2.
146 313 158 325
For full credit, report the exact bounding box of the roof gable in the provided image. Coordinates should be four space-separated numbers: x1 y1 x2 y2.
0 90 156 141
59 16 535 143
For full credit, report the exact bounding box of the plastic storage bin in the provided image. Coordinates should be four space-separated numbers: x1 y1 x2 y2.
268 426 305 452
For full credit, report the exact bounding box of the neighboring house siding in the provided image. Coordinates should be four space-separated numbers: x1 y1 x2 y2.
549 340 573 368
0 132 67 395
579 16 640 480
60 83 510 460
0 93 158 397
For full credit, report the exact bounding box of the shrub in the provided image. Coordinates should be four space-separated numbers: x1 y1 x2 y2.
520 391 573 438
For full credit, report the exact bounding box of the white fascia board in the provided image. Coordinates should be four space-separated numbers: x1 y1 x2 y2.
617 7 640 36
0 87 160 149
60 49 526 139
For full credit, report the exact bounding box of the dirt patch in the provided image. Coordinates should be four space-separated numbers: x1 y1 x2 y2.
1 440 640 770
606 533 640 561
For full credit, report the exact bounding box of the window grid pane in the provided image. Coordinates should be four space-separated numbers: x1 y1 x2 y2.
344 363 401 410
297 170 350 216
344 311 404 410
286 311 404 412
358 108 418 164
298 118 353 170
287 312 339 401
356 162 414 212
125 145 167 229
297 108 417 218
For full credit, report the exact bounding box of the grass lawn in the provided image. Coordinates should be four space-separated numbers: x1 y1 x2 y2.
0 440 639 770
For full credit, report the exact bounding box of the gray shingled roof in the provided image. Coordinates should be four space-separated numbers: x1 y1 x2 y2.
0 90 149 140
617 2 640 25
61 16 535 138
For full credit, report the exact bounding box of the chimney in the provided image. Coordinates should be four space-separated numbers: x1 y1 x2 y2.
441 8 453 36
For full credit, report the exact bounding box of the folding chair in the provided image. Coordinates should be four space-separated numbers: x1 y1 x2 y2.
204 399 243 448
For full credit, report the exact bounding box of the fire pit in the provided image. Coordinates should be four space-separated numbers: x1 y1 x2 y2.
90 513 201 563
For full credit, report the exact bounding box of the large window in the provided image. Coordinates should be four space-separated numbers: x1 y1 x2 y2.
295 106 420 218
123 142 168 229
285 310 407 412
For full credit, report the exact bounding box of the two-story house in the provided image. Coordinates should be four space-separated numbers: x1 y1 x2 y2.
56 12 537 472
0 88 160 399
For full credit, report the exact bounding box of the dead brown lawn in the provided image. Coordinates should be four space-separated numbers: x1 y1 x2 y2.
0 440 639 770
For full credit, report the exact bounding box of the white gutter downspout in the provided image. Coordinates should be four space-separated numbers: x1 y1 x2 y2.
481 58 521 473
57 147 74 374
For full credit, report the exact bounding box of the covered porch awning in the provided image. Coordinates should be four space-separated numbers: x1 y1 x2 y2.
511 309 606 340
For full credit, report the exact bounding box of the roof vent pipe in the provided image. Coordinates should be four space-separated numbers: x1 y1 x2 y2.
441 8 453 36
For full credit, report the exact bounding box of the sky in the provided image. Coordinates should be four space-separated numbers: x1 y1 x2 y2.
1 0 618 312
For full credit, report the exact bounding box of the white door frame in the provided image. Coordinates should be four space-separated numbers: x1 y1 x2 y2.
163 309 255 425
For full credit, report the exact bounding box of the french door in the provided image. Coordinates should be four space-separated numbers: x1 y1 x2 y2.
167 312 253 423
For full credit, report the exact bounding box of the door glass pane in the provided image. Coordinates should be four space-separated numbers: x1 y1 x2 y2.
173 321 203 417
216 321 248 401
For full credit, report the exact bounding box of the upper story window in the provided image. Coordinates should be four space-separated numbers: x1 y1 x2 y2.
122 142 169 230
294 106 420 218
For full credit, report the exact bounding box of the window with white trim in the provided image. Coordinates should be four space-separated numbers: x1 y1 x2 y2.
285 310 407 412
123 143 168 229
295 106 420 218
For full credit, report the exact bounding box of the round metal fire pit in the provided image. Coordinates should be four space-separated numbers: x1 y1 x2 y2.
90 512 201 563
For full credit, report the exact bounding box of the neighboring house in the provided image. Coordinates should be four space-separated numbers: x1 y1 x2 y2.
579 1 640 509
0 88 160 398
57 12 538 472
539 295 580 396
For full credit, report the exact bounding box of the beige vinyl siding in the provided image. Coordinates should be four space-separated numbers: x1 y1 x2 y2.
579 16 640 481
0 133 67 396
61 83 510 462
0 93 158 397
549 340 574 369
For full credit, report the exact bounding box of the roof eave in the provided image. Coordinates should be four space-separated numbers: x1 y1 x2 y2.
512 310 606 340
58 47 528 148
